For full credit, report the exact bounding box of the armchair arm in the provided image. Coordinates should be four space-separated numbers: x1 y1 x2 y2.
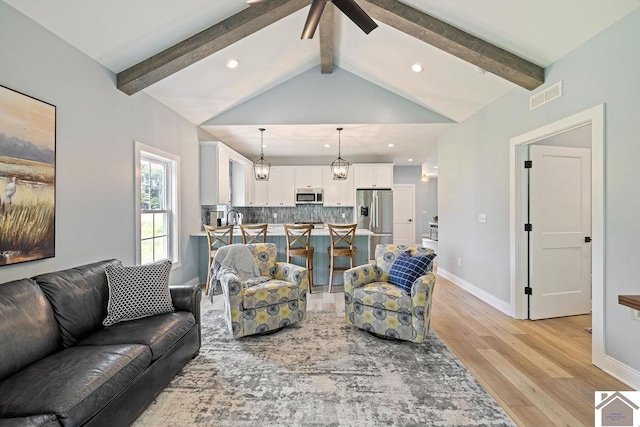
411 271 436 308
344 263 380 294
273 262 308 293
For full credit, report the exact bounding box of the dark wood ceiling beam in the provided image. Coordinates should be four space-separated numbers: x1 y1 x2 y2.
117 0 312 95
360 0 545 90
319 2 335 74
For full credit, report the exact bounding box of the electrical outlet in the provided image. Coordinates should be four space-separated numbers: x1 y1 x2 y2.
342 213 346 219
631 310 640 322
273 213 278 219
479 213 487 223
457 258 462 266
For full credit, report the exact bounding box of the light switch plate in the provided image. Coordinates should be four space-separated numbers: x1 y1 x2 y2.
479 213 487 223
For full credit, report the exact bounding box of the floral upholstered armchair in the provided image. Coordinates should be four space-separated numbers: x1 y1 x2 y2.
218 243 308 338
344 244 436 343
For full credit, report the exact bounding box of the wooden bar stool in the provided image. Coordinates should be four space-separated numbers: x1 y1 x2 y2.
240 223 268 244
284 224 315 293
327 223 357 293
203 224 234 295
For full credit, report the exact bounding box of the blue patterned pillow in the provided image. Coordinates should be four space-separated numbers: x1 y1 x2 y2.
388 252 436 293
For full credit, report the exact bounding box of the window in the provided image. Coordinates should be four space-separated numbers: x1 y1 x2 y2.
135 141 180 266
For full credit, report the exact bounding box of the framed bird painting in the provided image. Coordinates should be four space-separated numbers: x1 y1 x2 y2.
0 85 56 266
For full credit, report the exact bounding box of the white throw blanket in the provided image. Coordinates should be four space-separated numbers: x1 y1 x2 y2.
209 244 270 298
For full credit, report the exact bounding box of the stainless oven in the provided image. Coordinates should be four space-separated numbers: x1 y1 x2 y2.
295 188 323 205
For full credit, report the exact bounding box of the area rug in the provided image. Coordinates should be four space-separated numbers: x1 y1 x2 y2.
134 310 514 427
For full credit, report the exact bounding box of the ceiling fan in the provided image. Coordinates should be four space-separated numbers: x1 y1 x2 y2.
247 0 378 39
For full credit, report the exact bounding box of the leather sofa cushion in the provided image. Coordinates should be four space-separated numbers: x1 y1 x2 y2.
0 414 61 427
79 312 195 361
242 280 300 309
33 259 122 347
0 344 151 426
0 279 60 381
353 282 413 312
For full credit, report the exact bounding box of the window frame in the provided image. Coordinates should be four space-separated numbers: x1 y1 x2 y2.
134 141 180 268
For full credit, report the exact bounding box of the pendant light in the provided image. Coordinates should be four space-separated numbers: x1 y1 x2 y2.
253 128 271 181
330 127 350 180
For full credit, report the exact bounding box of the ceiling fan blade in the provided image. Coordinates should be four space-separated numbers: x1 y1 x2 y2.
332 0 378 34
301 0 328 39
246 0 272 4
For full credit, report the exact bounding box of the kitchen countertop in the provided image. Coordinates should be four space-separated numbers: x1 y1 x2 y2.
191 224 373 237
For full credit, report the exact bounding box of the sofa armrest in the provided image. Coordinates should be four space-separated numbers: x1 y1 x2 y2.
273 262 308 293
170 285 202 324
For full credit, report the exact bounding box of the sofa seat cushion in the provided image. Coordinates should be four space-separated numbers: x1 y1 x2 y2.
353 282 413 312
242 280 300 309
78 312 195 361
0 344 151 426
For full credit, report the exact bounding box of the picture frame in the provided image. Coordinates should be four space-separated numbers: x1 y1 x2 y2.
0 84 56 266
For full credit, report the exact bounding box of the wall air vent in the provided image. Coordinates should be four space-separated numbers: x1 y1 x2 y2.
529 81 563 111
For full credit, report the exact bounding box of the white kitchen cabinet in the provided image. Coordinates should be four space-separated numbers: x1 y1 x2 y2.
199 142 231 205
267 167 295 206
244 160 255 206
322 168 355 206
295 166 323 189
253 179 269 206
353 164 393 189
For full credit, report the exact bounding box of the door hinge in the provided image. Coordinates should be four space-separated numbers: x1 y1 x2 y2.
525 287 532 295
524 223 532 232
524 160 533 169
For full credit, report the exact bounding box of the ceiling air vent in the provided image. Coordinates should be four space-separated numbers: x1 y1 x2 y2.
530 81 563 111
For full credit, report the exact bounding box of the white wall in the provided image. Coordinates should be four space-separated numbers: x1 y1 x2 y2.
438 8 640 374
0 3 201 285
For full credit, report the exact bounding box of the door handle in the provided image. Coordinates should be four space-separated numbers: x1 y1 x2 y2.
408 219 412 222
585 236 592 243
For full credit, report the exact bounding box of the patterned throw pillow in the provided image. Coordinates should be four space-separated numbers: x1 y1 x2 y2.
388 252 436 293
103 259 174 326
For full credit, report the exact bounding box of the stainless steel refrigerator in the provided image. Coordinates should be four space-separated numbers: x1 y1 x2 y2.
356 189 393 258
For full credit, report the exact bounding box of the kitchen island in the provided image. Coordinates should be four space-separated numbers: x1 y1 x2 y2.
192 225 373 289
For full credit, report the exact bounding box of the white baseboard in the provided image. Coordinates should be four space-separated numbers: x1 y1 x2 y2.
602 355 640 390
437 268 511 316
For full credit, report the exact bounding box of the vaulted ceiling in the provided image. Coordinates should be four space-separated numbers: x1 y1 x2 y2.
4 0 639 170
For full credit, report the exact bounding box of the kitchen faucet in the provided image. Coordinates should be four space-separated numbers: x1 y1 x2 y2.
227 209 240 226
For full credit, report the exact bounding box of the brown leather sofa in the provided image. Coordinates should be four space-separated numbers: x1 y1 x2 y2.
0 259 201 426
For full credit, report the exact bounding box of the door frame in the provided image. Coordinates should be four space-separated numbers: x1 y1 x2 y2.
393 184 416 245
509 104 605 366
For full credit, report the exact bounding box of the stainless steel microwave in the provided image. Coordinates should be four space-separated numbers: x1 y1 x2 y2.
295 188 323 205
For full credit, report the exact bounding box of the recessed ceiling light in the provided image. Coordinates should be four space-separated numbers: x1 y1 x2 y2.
324 144 331 148
226 59 239 69
411 64 423 73
408 158 414 162
261 144 267 148
388 143 395 147
434 165 438 169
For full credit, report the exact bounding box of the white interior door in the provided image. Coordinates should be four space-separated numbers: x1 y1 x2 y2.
529 145 591 320
393 185 415 246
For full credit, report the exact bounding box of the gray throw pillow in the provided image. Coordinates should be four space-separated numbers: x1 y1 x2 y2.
103 259 174 326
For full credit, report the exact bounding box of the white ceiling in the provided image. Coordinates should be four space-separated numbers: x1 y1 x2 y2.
5 0 639 170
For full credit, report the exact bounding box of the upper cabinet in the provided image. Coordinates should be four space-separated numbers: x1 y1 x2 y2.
295 166 323 189
200 142 231 205
322 168 355 206
267 167 296 207
353 164 393 189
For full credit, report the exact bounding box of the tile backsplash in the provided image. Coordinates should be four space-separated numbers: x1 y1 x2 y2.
201 205 354 227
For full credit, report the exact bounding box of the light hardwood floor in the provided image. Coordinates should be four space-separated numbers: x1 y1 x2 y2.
203 275 631 426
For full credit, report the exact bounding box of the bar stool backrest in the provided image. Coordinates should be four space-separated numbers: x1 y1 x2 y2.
284 224 313 250
240 223 268 244
328 223 357 250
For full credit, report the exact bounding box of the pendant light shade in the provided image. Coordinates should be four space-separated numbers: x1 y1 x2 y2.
253 128 271 181
330 127 350 180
